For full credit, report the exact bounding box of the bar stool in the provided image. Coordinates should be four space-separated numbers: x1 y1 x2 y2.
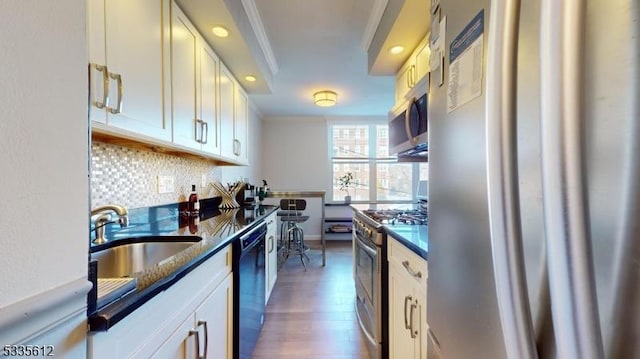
277 199 310 270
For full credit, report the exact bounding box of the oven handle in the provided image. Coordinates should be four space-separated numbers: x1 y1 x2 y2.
356 235 378 257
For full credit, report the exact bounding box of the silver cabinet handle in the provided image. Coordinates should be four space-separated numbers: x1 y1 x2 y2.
411 65 416 88
195 119 205 143
201 121 209 144
107 72 123 114
90 63 109 109
197 320 208 359
233 139 241 156
540 0 603 358
485 0 537 358
188 329 200 359
409 300 418 339
404 295 412 330
402 260 423 279
268 235 274 253
406 67 410 89
195 119 203 143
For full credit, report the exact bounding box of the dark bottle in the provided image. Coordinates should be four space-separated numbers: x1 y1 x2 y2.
188 184 199 216
188 215 199 234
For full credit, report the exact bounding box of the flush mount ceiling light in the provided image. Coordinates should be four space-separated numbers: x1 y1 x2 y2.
244 75 257 82
313 90 337 107
389 45 405 54
211 26 229 38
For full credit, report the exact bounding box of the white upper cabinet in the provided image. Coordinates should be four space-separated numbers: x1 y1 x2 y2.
88 0 171 141
219 64 236 160
219 63 249 164
199 45 221 155
171 4 198 150
88 0 248 163
170 3 220 155
394 34 430 105
234 86 249 164
413 40 430 87
395 60 416 104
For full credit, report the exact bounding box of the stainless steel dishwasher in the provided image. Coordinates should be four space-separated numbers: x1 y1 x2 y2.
234 222 266 359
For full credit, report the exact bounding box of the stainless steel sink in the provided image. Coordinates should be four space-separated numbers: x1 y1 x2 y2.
91 238 201 278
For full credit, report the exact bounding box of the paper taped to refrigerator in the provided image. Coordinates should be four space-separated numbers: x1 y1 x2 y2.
447 10 484 113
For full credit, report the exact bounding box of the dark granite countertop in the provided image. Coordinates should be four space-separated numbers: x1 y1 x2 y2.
88 200 278 331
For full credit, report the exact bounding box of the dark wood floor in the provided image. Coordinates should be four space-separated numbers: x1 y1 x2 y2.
252 241 369 359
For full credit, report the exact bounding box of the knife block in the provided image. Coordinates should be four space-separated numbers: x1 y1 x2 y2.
211 182 243 209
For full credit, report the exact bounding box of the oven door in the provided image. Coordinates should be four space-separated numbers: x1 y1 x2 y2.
354 232 381 356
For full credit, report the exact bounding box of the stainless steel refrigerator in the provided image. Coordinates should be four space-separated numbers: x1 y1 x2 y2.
427 0 639 358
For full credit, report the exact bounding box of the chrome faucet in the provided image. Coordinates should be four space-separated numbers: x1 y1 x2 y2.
91 204 129 245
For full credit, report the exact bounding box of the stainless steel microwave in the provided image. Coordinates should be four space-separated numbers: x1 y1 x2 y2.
388 93 428 158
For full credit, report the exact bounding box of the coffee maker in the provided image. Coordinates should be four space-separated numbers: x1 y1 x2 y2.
235 182 256 206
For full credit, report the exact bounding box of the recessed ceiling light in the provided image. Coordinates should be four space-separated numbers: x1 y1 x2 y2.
245 75 257 82
389 45 404 55
211 26 229 38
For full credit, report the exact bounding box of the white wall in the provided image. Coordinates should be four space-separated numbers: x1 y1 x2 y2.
260 117 331 238
0 0 89 308
0 0 89 353
260 116 330 190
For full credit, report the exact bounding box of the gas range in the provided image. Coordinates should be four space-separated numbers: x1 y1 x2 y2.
353 201 428 246
352 200 428 358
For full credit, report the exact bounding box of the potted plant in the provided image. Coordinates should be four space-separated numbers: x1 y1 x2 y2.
337 172 355 204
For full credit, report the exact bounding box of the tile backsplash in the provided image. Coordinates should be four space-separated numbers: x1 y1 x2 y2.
91 141 221 209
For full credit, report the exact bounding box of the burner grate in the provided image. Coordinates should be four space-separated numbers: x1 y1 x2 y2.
362 209 428 225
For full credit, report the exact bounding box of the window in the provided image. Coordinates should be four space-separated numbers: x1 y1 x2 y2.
329 122 426 202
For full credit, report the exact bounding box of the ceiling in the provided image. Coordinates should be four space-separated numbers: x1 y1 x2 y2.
176 0 430 118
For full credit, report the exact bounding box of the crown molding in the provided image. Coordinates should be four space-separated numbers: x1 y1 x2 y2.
241 0 279 75
361 0 388 51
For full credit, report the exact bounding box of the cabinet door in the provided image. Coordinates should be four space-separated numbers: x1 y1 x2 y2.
265 212 278 302
151 313 197 359
199 45 220 155
414 40 430 86
415 291 427 359
170 4 199 150
103 0 171 140
195 274 233 359
234 86 249 164
88 0 107 125
388 263 418 359
219 65 236 159
395 61 415 104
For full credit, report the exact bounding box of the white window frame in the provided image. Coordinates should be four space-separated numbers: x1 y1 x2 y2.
327 119 420 203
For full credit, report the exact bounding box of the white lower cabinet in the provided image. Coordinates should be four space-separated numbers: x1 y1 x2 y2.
152 275 232 359
151 313 198 359
88 246 232 359
264 212 278 302
387 235 428 359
